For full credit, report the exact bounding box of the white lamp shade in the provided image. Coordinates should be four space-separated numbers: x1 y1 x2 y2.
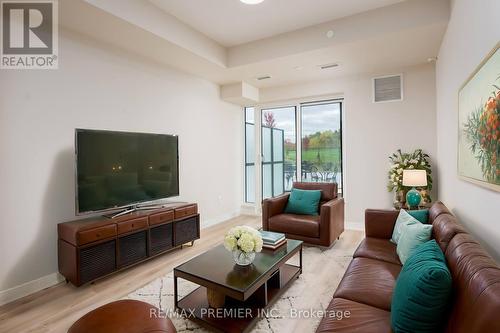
402 169 427 187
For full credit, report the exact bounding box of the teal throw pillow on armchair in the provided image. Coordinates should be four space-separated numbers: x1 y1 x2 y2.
284 188 321 216
391 240 452 333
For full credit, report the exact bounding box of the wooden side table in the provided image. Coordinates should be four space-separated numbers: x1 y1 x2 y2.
394 202 433 211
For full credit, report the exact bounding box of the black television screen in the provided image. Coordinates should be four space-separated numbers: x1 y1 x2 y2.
76 129 179 214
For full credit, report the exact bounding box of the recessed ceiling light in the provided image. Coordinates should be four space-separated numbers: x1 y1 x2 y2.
326 30 335 39
240 0 265 4
294 66 304 71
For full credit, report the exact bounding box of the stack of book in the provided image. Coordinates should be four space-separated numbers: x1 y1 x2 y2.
260 231 287 250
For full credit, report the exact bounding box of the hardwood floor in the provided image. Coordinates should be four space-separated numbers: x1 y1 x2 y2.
0 215 260 333
0 215 362 333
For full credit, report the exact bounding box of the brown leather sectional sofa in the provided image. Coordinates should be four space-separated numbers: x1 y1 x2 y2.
316 202 500 333
262 182 344 247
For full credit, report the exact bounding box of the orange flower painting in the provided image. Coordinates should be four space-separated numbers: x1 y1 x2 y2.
459 44 500 190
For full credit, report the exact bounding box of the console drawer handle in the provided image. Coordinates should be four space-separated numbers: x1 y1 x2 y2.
96 233 101 237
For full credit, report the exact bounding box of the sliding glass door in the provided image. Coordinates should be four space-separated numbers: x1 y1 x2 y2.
244 100 342 204
261 106 296 199
261 126 284 198
301 100 343 192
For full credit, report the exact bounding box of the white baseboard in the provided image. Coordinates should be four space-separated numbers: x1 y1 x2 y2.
0 210 259 307
239 204 259 216
346 221 365 231
0 211 240 307
201 210 241 229
0 272 64 306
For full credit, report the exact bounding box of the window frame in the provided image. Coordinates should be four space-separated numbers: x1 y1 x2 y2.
244 97 345 207
261 126 286 198
299 99 343 193
244 107 255 203
261 105 297 198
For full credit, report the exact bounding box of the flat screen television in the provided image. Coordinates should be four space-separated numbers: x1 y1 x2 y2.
75 129 179 215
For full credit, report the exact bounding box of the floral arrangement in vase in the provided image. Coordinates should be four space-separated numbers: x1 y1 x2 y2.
224 226 263 266
463 84 500 184
387 149 433 207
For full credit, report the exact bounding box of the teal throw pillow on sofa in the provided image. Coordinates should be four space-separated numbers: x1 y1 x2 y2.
391 240 452 333
396 222 433 264
391 209 419 244
408 209 429 223
284 188 321 216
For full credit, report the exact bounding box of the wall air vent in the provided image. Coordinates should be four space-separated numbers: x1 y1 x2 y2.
373 74 403 103
319 63 339 70
256 75 271 81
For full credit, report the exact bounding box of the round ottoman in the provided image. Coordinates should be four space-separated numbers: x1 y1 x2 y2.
68 300 176 333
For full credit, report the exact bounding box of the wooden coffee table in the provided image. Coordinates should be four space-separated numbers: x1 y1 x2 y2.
174 239 303 333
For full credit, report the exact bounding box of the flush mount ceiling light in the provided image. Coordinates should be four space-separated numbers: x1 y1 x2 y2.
240 0 265 4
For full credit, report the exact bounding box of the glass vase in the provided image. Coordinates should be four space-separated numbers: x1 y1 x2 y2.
232 249 256 266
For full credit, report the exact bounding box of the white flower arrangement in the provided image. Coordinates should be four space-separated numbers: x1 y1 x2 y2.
387 149 433 201
224 226 263 254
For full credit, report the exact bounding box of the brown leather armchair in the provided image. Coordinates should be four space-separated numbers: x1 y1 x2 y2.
262 182 344 247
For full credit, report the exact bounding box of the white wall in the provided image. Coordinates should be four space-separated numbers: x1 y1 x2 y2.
436 0 500 260
0 29 242 298
260 63 437 228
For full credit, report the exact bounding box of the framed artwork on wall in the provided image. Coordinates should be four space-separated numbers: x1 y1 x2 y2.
458 42 500 192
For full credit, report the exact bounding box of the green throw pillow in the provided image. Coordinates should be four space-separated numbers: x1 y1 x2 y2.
391 210 419 244
284 188 321 216
397 222 433 264
391 240 452 333
408 209 429 223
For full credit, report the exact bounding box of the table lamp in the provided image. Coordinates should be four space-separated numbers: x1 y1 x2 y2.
402 169 427 209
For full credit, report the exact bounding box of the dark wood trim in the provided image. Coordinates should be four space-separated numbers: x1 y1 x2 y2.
174 244 302 333
175 270 245 301
58 203 200 286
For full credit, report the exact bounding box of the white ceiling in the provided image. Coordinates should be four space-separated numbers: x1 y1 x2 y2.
64 0 449 94
226 23 446 88
150 0 406 47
